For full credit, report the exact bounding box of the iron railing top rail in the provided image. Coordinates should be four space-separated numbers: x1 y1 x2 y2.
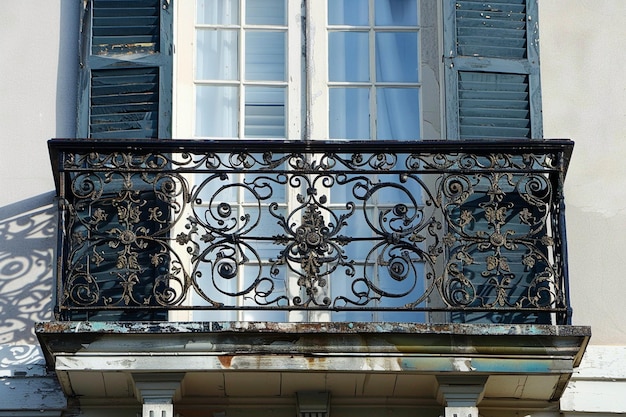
49 138 574 187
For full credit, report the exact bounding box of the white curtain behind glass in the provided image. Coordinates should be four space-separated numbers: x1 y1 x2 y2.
196 0 239 137
375 0 419 140
328 0 420 140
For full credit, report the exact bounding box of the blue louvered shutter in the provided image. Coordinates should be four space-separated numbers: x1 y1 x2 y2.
72 0 172 321
77 0 172 138
444 0 542 139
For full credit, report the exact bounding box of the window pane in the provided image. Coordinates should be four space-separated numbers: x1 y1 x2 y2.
375 0 418 26
197 0 239 24
196 85 238 137
376 32 418 82
245 31 286 81
246 0 285 25
328 0 369 26
197 29 239 80
330 88 370 139
329 32 369 82
245 86 286 138
377 88 420 139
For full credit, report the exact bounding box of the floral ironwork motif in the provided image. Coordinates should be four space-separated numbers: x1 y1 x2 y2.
51 139 573 324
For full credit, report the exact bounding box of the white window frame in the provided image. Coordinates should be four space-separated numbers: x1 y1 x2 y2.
174 0 303 139
174 0 442 140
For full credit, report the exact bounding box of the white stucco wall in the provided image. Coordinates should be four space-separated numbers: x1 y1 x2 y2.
540 0 626 414
0 0 77 374
0 0 77 206
540 0 626 345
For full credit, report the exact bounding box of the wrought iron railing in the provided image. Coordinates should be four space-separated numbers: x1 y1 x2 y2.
49 139 574 324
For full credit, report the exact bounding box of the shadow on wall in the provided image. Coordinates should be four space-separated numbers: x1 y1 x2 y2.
0 192 56 368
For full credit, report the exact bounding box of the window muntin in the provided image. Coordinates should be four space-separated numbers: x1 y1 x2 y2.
194 0 288 138
327 0 421 140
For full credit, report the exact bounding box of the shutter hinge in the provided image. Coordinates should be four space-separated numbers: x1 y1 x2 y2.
163 0 170 9
443 56 455 69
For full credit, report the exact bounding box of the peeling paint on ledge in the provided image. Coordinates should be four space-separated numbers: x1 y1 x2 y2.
35 321 592 338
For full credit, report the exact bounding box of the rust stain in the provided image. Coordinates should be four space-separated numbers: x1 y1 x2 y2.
218 355 233 368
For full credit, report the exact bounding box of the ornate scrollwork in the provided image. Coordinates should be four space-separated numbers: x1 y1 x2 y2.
54 141 571 323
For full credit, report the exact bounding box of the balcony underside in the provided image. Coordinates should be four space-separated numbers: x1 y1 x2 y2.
36 321 590 412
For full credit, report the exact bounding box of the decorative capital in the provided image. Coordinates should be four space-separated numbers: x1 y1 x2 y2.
132 373 184 404
297 391 331 417
436 376 487 407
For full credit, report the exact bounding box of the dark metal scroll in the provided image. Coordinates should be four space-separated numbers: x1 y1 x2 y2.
49 139 573 324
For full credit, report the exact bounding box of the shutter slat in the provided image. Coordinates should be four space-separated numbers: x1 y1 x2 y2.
91 93 159 106
92 82 157 96
90 129 156 139
93 24 159 36
91 0 160 54
459 116 530 128
457 2 525 12
456 11 526 22
90 112 157 123
460 90 529 101
460 107 529 119
92 73 158 86
90 68 159 137
90 120 158 135
458 71 530 139
94 7 157 17
93 16 159 27
458 27 525 39
460 126 530 139
456 0 527 60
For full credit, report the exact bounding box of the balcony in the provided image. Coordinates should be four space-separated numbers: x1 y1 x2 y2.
38 138 590 414
47 138 575 324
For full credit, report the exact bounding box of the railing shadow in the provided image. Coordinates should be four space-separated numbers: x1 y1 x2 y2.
0 192 56 369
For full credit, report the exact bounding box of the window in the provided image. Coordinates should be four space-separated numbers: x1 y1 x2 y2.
78 0 542 140
327 0 421 139
76 0 543 322
175 0 443 140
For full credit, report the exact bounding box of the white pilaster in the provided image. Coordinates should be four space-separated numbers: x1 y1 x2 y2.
436 376 487 417
132 373 184 417
443 406 479 417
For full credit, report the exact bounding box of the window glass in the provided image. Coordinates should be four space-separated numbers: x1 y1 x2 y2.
328 0 369 26
194 0 287 138
375 0 418 26
377 88 420 139
196 85 238 137
246 0 286 25
196 29 239 80
245 31 286 81
329 88 370 139
375 32 418 82
244 86 286 138
197 0 239 24
328 32 369 82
